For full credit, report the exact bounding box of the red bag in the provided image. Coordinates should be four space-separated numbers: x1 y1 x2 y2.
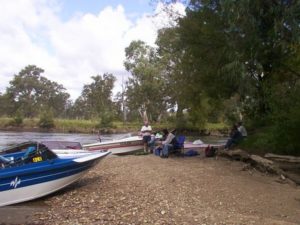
205 145 216 157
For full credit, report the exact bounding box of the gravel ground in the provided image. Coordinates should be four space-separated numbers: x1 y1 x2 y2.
1 154 300 225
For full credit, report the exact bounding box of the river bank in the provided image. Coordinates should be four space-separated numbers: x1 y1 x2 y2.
1 154 299 225
0 117 228 135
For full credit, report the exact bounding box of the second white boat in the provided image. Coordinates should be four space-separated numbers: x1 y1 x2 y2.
83 136 144 155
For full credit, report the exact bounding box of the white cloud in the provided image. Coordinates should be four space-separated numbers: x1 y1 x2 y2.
0 0 185 100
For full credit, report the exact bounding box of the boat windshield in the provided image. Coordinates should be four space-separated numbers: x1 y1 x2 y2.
0 142 58 167
0 155 11 163
0 155 10 168
1 142 37 154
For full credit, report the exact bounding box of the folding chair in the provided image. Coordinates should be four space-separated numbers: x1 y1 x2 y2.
171 135 185 156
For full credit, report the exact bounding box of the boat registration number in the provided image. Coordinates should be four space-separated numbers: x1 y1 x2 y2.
32 156 42 162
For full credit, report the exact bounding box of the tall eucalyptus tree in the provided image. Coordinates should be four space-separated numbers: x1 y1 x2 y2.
73 73 116 119
124 40 167 122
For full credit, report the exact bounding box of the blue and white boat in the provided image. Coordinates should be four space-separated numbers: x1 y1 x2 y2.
0 142 110 207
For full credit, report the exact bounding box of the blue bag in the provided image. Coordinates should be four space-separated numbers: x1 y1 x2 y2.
184 149 198 157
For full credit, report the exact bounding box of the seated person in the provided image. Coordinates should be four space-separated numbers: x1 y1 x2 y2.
237 121 247 138
161 129 176 158
148 131 165 153
224 124 242 150
148 133 156 153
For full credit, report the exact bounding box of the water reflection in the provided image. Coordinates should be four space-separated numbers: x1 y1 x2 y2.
0 131 132 147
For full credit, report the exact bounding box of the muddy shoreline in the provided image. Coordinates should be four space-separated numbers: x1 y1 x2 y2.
1 154 300 225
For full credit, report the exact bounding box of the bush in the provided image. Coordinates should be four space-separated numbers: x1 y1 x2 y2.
38 110 55 129
96 112 114 128
6 112 24 127
13 113 23 126
268 86 300 156
240 112 300 156
271 107 300 156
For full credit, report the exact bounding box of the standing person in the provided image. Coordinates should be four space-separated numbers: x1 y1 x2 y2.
237 121 247 138
140 121 152 153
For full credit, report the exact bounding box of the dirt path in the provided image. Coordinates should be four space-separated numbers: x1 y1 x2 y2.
1 155 300 224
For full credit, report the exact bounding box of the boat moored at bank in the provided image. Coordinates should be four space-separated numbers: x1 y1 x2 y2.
0 142 110 207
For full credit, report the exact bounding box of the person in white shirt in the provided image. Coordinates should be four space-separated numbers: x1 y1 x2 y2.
140 121 152 153
237 122 247 137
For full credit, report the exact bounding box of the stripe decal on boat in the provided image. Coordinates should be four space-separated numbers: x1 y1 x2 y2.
0 159 98 192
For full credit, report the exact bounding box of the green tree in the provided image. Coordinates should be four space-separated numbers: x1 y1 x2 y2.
156 27 214 128
113 91 127 122
173 0 300 122
157 0 300 154
124 40 167 122
5 65 70 117
74 73 116 119
68 97 88 119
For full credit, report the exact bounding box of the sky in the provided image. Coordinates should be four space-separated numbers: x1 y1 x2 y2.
0 0 185 100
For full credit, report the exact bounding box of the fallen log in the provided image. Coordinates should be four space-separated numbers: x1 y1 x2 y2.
218 149 300 185
249 155 284 175
264 153 300 174
217 149 250 161
264 153 300 163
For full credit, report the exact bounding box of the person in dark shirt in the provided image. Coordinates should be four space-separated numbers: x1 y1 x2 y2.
224 124 242 150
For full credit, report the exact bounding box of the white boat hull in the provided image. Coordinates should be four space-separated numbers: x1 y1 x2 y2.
0 151 110 207
83 136 144 155
104 145 143 155
53 149 99 158
0 171 86 207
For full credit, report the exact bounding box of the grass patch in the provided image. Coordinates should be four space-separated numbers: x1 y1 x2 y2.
206 122 228 130
237 126 277 156
55 119 96 133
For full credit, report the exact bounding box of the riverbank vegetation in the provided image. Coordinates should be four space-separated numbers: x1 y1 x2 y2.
0 117 227 135
0 1 299 155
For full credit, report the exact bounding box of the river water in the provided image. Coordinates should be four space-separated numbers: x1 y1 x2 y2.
0 131 132 148
0 131 226 148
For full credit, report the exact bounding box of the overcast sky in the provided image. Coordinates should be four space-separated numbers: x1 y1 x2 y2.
0 0 185 100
